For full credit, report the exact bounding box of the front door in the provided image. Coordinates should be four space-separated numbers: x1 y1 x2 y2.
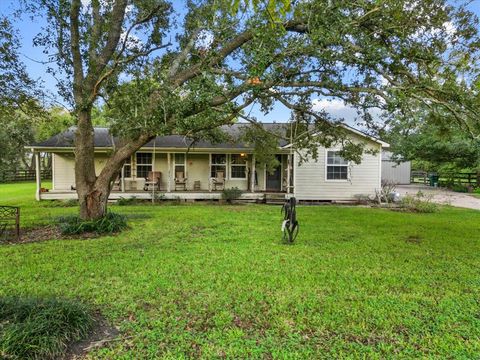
266 155 282 191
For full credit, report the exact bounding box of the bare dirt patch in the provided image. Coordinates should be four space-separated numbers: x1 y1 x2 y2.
64 314 120 360
1 226 100 245
405 234 422 244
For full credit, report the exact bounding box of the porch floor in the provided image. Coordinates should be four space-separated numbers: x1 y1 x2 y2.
40 190 286 201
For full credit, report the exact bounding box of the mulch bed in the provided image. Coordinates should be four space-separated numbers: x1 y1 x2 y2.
1 226 100 245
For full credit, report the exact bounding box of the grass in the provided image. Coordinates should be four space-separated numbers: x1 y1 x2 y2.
1 182 480 358
0 297 93 359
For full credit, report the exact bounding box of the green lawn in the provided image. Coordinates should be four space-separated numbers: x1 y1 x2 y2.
1 182 480 358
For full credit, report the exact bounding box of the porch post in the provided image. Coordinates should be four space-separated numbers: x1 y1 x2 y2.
250 154 255 193
286 154 291 194
208 153 212 192
167 152 171 192
121 165 125 192
35 151 41 201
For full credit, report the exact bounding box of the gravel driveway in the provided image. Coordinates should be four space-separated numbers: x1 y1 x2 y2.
396 185 480 210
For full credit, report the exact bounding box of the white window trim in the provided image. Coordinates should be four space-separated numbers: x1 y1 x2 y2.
210 153 228 179
122 155 133 179
325 149 350 182
230 154 248 180
136 152 153 179
173 153 187 177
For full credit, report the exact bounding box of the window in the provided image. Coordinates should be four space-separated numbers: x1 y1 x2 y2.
136 152 152 178
211 154 226 178
326 151 348 180
174 153 186 177
123 156 131 178
230 154 247 179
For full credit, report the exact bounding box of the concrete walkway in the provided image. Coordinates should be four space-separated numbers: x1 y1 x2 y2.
396 185 480 210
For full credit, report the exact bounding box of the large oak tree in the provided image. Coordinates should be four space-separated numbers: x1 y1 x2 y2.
17 0 480 219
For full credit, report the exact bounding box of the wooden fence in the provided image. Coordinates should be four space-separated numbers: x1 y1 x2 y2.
0 169 52 183
411 171 478 186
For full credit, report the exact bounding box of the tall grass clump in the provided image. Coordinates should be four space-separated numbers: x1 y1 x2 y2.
57 212 128 235
0 297 93 359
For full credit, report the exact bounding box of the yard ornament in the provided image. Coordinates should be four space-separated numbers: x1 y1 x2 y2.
281 197 299 243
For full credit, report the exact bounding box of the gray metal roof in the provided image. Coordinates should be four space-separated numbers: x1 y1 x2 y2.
32 123 290 149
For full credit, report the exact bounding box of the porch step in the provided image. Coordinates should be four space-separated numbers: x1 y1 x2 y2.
264 193 286 204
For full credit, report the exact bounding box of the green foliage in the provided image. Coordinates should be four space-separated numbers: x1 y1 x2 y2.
57 212 128 235
386 121 480 172
117 196 138 206
241 125 281 173
222 187 243 203
0 297 93 360
226 0 292 23
400 192 439 213
34 107 74 141
450 184 469 193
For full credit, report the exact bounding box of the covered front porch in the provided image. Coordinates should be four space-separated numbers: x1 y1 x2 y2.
33 150 294 201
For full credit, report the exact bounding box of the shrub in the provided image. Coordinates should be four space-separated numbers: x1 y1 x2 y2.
153 192 165 202
0 297 93 359
450 183 468 193
353 194 371 205
375 180 398 204
222 187 243 203
117 196 137 206
57 212 128 235
400 192 438 213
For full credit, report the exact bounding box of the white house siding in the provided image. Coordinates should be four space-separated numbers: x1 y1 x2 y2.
52 153 111 190
293 141 382 201
152 153 169 190
185 154 210 191
52 153 75 190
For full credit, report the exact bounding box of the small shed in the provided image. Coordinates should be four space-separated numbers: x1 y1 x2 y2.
381 151 411 185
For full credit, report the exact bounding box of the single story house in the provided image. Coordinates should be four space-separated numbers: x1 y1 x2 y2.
29 123 389 202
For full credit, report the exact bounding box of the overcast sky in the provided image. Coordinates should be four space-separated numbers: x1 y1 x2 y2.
1 0 479 126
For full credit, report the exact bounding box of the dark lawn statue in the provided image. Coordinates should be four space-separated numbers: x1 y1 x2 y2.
281 197 299 243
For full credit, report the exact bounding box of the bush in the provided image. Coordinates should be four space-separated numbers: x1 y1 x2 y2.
117 196 137 206
221 187 243 203
450 184 468 193
400 192 438 213
0 297 93 359
57 212 128 235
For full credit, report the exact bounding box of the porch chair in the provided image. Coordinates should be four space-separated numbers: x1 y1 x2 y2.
175 171 187 191
143 171 161 191
212 171 225 191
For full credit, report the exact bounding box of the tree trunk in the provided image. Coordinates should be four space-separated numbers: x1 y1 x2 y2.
75 109 109 220
74 108 155 220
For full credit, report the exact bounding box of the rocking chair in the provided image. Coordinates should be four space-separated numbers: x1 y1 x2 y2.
175 171 187 191
143 171 161 191
212 171 225 191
